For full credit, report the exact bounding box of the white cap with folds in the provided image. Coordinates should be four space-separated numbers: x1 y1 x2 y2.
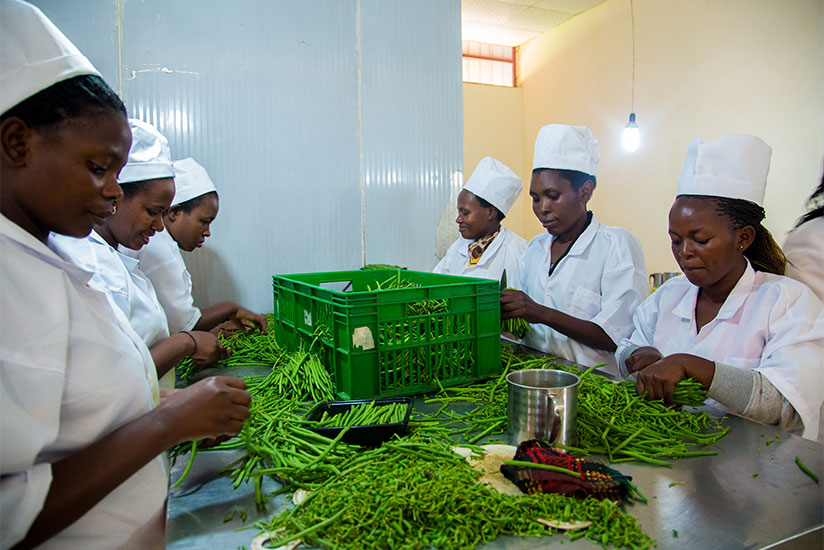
0 0 100 115
118 119 174 184
532 124 600 177
463 156 522 216
172 158 218 206
677 134 771 206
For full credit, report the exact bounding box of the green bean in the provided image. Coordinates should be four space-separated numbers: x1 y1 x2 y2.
795 456 820 483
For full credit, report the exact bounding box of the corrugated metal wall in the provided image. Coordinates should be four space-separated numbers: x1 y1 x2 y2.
33 0 463 313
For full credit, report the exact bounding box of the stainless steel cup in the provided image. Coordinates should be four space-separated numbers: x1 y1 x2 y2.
649 272 681 288
506 369 579 447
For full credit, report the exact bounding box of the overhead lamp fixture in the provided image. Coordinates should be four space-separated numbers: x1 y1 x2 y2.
622 0 640 152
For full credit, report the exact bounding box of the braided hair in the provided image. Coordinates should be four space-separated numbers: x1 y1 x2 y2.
688 195 787 275
1 74 126 134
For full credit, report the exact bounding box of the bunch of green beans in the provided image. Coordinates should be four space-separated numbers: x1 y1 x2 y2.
254 436 654 550
311 401 408 428
500 287 531 339
177 314 283 381
670 378 708 407
501 316 531 339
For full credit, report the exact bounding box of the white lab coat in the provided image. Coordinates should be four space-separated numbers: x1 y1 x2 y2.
126 230 201 333
51 231 173 388
615 264 824 441
783 218 824 302
512 214 647 376
0 215 167 549
433 227 526 282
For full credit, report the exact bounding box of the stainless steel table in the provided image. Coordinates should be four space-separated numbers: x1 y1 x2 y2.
167 370 823 549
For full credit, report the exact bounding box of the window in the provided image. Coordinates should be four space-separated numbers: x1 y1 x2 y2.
462 40 515 87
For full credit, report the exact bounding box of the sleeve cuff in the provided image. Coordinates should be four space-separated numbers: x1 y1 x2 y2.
707 362 755 413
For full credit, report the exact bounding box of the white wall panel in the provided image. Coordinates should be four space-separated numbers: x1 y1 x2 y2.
32 0 462 313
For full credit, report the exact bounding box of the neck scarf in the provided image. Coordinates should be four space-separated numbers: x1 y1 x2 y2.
468 230 499 266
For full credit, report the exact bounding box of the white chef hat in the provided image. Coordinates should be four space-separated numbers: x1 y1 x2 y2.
118 119 174 184
0 0 100 115
532 124 600 177
677 135 771 206
463 156 522 216
172 157 218 206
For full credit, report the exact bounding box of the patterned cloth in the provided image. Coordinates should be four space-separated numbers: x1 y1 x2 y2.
467 230 499 266
500 439 635 502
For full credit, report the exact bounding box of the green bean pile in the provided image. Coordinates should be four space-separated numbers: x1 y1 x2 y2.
416 348 727 465
310 401 408 428
563 367 727 465
255 436 653 550
368 271 449 315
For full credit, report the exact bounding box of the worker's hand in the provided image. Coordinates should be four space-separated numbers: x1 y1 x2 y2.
221 306 268 335
625 346 663 374
159 376 251 442
190 330 232 367
635 354 714 405
500 289 540 322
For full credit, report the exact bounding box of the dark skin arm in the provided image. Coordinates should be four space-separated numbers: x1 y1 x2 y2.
149 330 231 377
12 376 250 550
193 301 267 334
635 353 715 405
500 289 616 352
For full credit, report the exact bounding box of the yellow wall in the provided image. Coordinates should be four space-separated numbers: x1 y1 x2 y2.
462 82 528 236
466 0 824 274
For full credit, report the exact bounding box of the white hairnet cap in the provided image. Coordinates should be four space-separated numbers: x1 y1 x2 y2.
532 124 600 177
118 119 174 184
463 156 522 216
0 0 100 115
677 135 771 206
172 158 218 206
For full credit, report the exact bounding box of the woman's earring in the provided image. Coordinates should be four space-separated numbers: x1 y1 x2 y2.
112 204 117 215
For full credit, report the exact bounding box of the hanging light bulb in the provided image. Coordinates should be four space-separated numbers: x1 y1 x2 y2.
622 112 640 152
621 0 640 153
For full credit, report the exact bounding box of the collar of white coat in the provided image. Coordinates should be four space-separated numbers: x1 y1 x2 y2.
546 212 600 256
672 260 757 321
0 214 94 285
89 228 141 273
456 227 507 266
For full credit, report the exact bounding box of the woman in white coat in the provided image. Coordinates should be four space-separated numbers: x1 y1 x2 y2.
783 175 823 301
0 3 249 547
51 119 230 390
433 156 526 281
617 135 824 442
130 157 267 334
501 125 647 375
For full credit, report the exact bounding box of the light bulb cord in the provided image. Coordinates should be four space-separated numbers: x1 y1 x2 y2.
630 0 635 113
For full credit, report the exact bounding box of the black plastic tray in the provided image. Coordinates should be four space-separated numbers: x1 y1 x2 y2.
304 397 412 446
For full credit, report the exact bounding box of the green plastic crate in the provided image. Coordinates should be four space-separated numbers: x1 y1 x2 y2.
273 269 501 399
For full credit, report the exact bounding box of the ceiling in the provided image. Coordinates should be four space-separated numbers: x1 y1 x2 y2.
462 0 607 47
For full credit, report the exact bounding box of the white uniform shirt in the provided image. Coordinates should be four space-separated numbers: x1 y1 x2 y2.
0 215 167 549
512 214 647 375
433 227 526 282
783 218 824 302
50 231 173 388
127 230 201 333
615 264 824 441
